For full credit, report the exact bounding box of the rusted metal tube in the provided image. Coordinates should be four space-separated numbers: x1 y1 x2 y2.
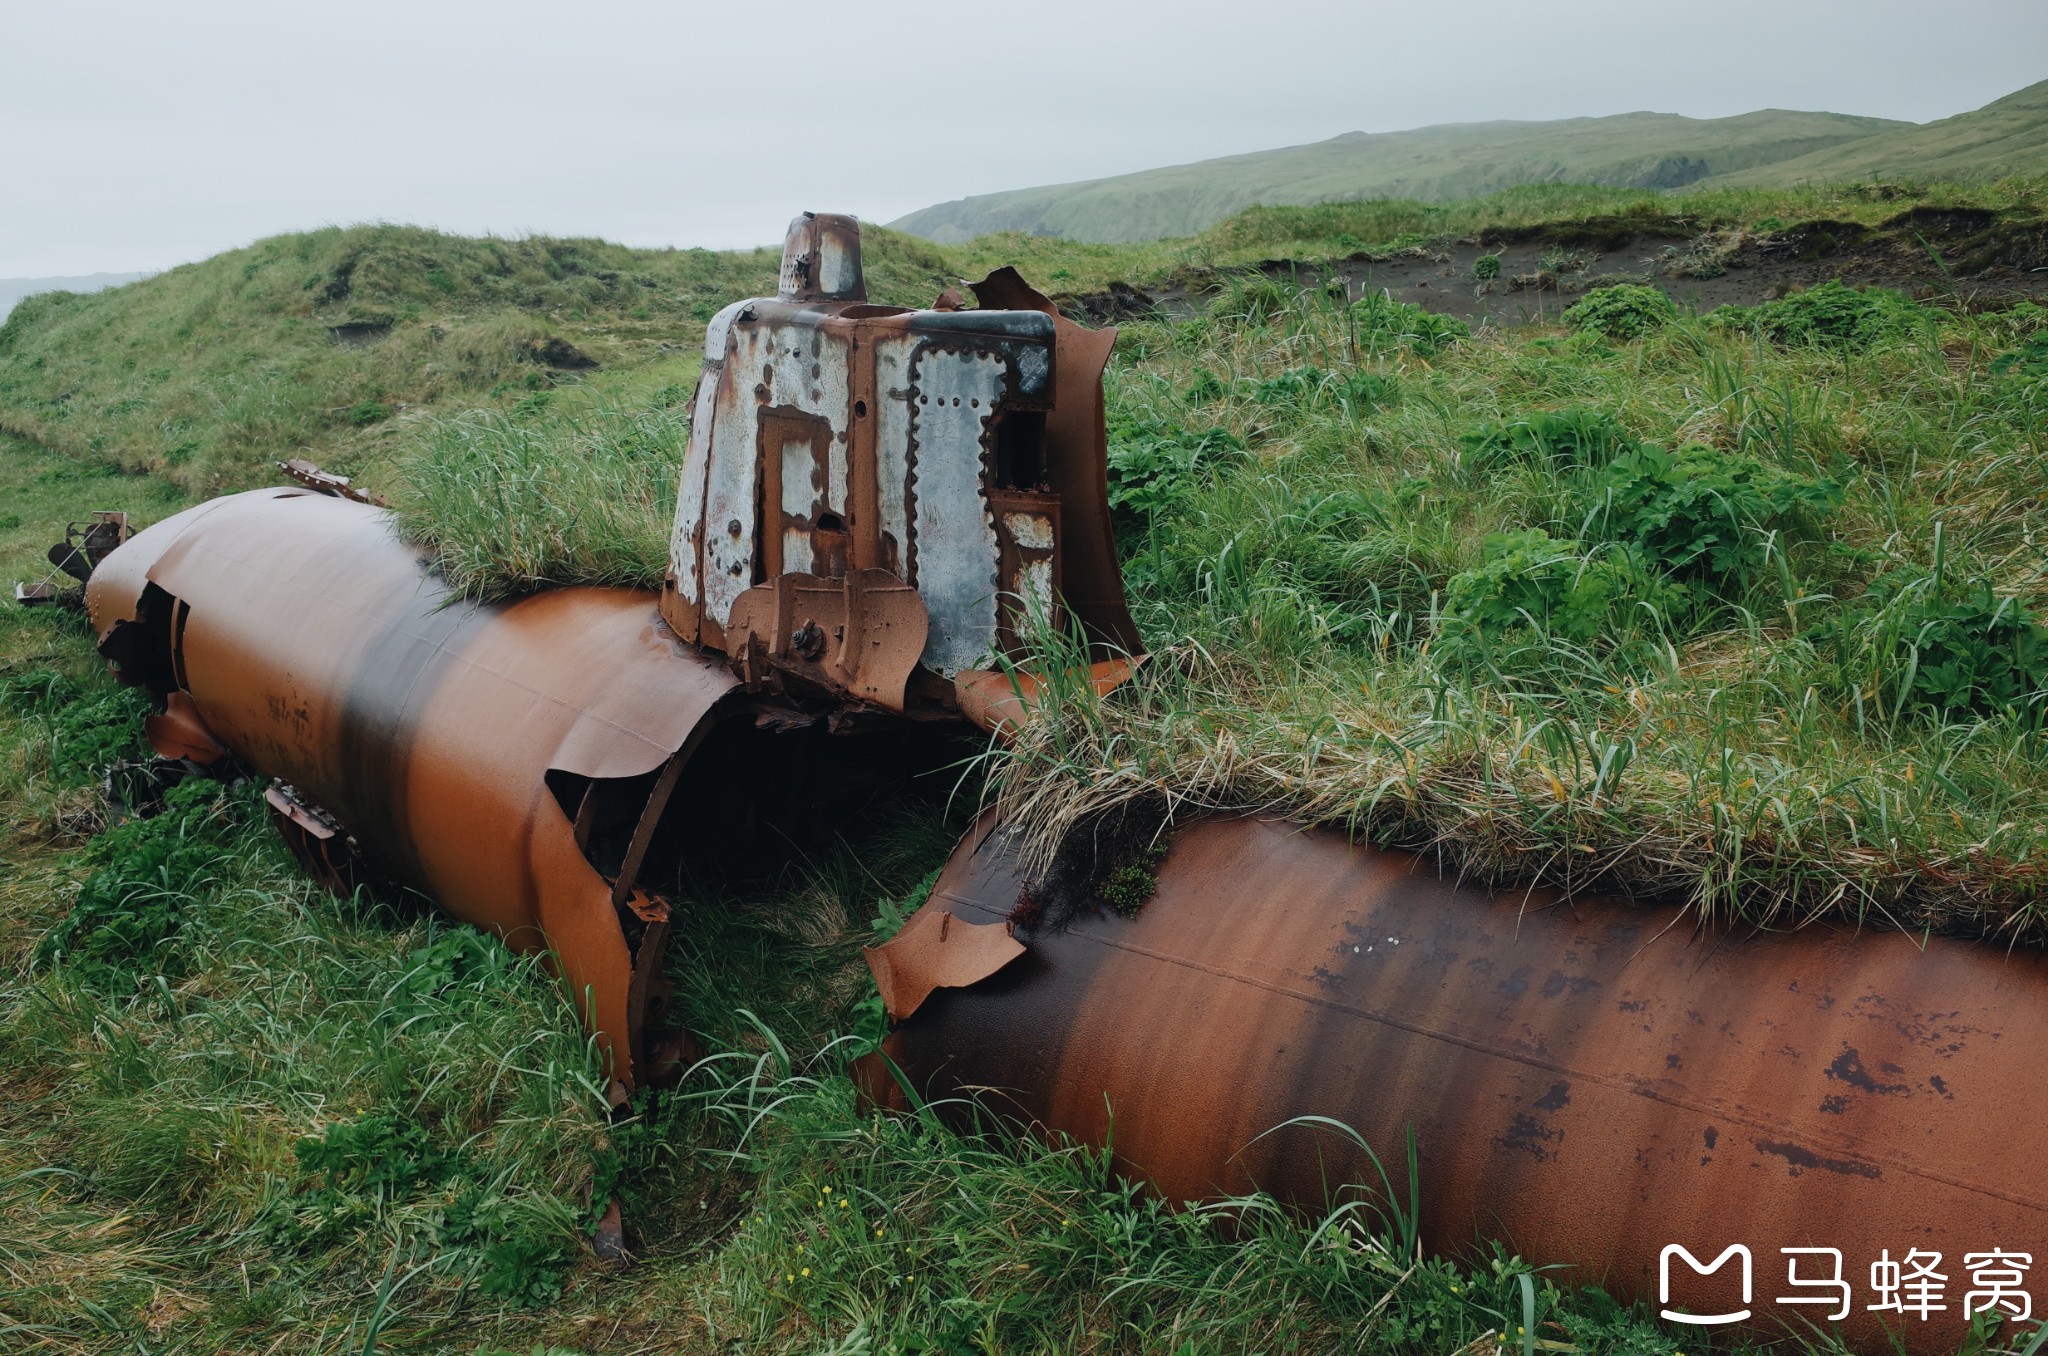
86 488 739 1086
875 815 2048 1352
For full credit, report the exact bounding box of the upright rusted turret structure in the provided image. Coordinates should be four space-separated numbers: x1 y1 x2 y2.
661 211 1138 721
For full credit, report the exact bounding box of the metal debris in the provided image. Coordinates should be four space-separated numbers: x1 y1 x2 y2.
872 813 2048 1356
14 511 129 605
864 906 1024 1021
278 457 385 505
77 212 1140 1086
663 211 1140 719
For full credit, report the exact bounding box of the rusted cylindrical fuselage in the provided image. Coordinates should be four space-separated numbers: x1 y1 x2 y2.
86 488 740 1085
880 816 2048 1352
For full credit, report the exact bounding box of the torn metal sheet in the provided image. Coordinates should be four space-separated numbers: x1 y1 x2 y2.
864 905 1024 1021
952 657 1137 735
144 691 225 763
876 813 2048 1356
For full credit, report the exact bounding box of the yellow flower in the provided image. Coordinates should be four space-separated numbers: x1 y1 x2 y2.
875 1227 884 1237
785 1273 794 1282
839 1198 849 1209
801 1266 810 1277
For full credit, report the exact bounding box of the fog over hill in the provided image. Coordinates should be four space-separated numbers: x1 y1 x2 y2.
1709 78 2048 186
892 82 2047 244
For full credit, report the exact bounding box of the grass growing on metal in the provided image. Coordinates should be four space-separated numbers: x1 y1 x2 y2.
390 390 689 600
988 278 2048 940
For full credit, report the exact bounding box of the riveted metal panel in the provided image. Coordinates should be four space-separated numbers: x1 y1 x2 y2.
873 334 918 579
909 348 1004 674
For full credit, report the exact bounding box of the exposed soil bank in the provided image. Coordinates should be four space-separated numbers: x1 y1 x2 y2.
1064 208 2048 326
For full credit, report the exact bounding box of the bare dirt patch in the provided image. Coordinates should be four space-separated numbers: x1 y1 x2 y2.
1064 209 2048 326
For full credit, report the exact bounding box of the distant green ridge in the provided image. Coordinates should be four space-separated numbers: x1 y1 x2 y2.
892 108 1908 243
1707 79 2048 186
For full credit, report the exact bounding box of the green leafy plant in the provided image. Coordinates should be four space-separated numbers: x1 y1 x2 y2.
1352 292 1469 356
38 684 150 778
39 777 238 988
1991 332 2048 381
1184 367 1227 403
0 668 80 714
1437 529 1676 668
345 399 392 426
1105 415 1246 519
284 1111 576 1306
1246 366 1392 417
1472 253 1502 281
294 1111 468 1195
1711 280 1932 353
1458 409 1635 472
1818 569 2048 726
1562 284 1676 340
1581 442 1841 589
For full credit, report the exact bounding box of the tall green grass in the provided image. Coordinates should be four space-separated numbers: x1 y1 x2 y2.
391 391 687 600
991 276 2048 939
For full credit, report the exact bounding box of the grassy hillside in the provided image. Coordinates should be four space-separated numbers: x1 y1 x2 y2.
10 179 2046 511
0 224 960 495
1711 78 2048 187
893 108 1908 243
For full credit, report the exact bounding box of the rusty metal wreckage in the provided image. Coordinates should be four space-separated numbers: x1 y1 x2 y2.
26 213 2048 1351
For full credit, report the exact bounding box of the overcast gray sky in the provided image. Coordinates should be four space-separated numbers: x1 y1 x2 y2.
2 0 2043 277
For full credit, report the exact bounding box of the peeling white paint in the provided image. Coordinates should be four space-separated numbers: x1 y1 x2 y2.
1001 511 1055 552
1019 557 1055 623
668 355 723 600
818 235 858 296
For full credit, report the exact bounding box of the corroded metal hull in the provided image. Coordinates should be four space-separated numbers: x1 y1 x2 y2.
86 488 739 1086
879 815 2048 1352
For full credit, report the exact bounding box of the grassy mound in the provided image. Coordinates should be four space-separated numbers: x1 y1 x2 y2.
988 278 2048 942
5 179 2041 518
0 223 958 496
